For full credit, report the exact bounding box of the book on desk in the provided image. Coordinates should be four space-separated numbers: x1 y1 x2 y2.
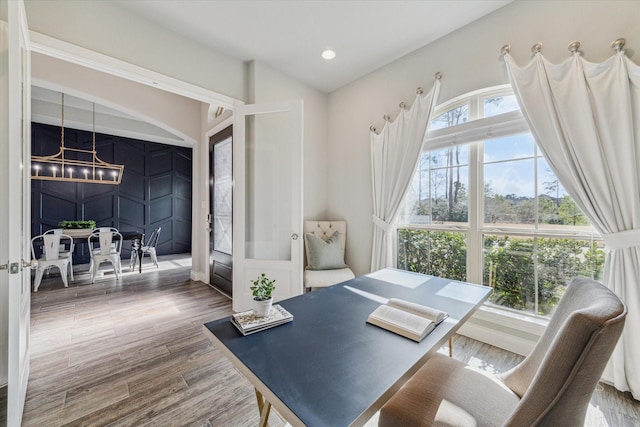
231 305 293 336
367 298 448 342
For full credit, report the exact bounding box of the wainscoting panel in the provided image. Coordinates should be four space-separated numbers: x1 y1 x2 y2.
84 194 116 226
118 197 146 226
31 123 192 264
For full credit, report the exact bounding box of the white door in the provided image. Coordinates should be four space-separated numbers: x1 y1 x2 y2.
1 1 31 425
232 100 303 312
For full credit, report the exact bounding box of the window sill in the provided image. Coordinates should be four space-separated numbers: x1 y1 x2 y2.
457 304 548 356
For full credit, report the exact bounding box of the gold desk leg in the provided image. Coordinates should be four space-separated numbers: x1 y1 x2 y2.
449 336 453 357
255 388 272 427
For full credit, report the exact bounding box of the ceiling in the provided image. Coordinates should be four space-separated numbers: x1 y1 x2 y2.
112 0 512 93
32 0 513 145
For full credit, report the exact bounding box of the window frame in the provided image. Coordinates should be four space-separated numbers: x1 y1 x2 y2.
395 85 602 320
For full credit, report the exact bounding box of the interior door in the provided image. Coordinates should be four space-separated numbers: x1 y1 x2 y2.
1 0 31 425
232 100 303 312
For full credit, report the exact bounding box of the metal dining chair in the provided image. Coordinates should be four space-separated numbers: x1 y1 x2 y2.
43 228 75 281
31 233 74 292
130 227 162 270
88 229 123 282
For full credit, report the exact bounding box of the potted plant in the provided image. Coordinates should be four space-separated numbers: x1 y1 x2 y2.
57 220 97 238
250 273 276 317
58 220 96 230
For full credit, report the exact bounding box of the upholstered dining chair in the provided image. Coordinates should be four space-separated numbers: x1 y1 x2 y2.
303 220 355 291
130 227 162 270
31 233 74 292
88 229 123 283
378 277 627 427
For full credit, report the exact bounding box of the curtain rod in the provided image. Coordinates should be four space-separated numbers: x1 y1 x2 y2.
500 38 626 55
369 72 442 134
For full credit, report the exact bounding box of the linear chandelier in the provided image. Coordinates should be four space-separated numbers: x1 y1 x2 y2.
31 93 125 185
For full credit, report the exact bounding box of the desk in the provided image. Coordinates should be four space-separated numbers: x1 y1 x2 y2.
202 268 491 427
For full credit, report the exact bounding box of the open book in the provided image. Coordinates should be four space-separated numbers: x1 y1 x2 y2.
231 305 293 336
367 298 448 342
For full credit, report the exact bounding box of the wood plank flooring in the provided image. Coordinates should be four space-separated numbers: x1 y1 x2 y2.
24 257 286 427
22 257 640 426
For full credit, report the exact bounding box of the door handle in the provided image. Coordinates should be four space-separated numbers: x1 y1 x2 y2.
1 260 36 273
22 259 38 269
291 233 299 240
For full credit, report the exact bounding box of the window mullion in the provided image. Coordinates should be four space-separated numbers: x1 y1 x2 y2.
467 140 482 283
466 95 481 283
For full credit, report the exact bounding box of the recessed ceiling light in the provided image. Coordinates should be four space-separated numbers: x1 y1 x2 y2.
321 49 336 60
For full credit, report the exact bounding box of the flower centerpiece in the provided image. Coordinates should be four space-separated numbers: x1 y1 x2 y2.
250 273 276 317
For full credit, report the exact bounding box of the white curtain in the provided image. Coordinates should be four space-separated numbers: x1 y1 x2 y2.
504 49 640 398
370 80 440 271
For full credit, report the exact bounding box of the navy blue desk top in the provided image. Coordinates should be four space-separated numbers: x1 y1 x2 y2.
203 269 491 427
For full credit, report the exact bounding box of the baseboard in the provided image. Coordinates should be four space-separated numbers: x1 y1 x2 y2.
190 271 207 283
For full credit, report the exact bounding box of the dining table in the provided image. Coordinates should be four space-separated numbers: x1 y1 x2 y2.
62 229 145 273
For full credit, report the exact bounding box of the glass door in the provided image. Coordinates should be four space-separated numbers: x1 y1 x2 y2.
232 100 303 312
1 1 32 424
209 126 233 296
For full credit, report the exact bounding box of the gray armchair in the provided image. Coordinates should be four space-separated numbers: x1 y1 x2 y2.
379 277 627 427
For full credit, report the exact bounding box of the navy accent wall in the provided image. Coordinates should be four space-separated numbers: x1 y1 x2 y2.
31 123 192 264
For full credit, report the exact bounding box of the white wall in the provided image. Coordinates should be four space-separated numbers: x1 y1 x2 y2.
31 53 201 145
24 0 245 101
327 0 640 277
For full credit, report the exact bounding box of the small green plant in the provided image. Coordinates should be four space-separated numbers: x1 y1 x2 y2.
250 273 276 301
58 220 97 229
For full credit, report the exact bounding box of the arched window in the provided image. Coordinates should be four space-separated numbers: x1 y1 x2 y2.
396 86 603 317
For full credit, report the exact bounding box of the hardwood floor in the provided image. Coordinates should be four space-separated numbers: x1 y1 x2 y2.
24 256 286 427
22 257 640 426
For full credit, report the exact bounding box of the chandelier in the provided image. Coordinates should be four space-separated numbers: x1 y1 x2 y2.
31 93 124 185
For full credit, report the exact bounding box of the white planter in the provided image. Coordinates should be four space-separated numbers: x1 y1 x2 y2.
62 228 93 238
253 297 273 317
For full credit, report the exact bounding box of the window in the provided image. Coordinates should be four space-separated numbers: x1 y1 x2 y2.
397 86 604 317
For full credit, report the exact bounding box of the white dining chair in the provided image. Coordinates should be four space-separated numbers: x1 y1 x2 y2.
88 229 123 283
31 233 73 292
43 228 75 281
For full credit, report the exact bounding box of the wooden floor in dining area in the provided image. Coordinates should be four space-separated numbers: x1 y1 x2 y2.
23 255 640 426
